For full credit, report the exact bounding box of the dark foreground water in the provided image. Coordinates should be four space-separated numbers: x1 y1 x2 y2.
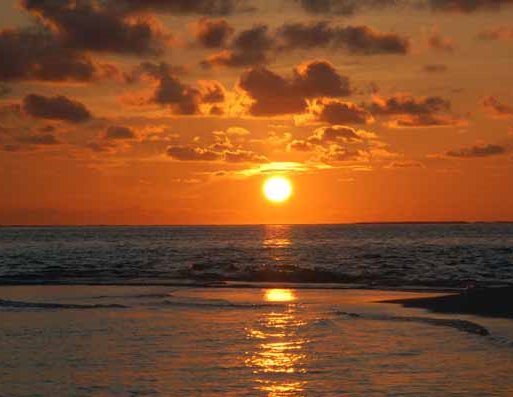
1 223 512 288
1 286 513 396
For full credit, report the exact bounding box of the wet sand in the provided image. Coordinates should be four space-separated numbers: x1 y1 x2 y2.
384 287 513 319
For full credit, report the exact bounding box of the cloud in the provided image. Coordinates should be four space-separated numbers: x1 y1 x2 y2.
482 96 513 118
193 18 234 47
167 128 267 163
167 145 267 163
366 95 465 128
22 0 169 55
369 95 451 115
276 22 410 55
238 60 351 116
105 126 136 140
202 22 409 68
16 133 60 145
423 64 448 73
387 160 424 168
132 62 212 115
22 94 92 123
167 145 221 161
477 26 513 41
297 0 398 15
386 114 466 128
446 143 507 158
111 0 244 15
0 29 114 82
198 80 226 103
201 25 273 68
296 0 513 14
288 125 391 163
293 61 351 97
426 0 513 12
310 99 373 125
427 31 455 52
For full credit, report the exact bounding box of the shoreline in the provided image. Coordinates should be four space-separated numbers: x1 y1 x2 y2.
383 286 513 319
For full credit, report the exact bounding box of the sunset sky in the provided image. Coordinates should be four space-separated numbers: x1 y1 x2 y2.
1 0 512 225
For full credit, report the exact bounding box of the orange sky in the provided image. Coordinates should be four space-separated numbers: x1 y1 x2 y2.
0 0 512 225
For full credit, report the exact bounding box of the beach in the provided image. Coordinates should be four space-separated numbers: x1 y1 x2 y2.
1 285 513 396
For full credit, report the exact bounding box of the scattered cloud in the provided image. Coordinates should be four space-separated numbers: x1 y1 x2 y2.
0 29 116 82
201 25 273 68
192 17 234 48
22 0 169 56
309 99 374 125
105 126 137 140
276 22 410 55
22 94 92 123
167 128 267 163
446 143 507 158
482 96 513 118
288 125 394 163
238 60 351 116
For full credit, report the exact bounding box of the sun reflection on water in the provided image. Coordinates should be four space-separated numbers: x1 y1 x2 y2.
245 289 307 396
265 289 296 303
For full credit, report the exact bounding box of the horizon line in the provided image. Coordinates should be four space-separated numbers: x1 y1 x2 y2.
1 221 513 228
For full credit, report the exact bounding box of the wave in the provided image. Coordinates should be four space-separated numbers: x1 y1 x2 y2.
0 299 128 310
336 311 490 336
153 297 288 310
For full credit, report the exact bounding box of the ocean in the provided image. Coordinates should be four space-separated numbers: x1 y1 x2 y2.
1 223 512 288
2 224 513 396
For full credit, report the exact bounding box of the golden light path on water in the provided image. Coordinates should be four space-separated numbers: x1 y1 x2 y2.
245 289 307 397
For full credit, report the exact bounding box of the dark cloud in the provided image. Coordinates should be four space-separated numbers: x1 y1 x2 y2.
201 25 273 68
22 0 167 55
313 99 373 125
0 29 112 82
193 18 234 47
16 133 60 145
111 0 243 15
239 67 307 116
423 64 448 73
387 114 464 127
297 0 398 15
482 96 513 118
201 22 409 68
22 94 92 123
277 22 410 55
239 61 351 116
446 144 507 158
293 61 351 97
369 95 451 115
105 126 136 140
426 0 513 12
133 62 203 114
297 0 513 14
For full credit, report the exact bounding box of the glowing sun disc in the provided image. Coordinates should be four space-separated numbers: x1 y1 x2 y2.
263 176 293 203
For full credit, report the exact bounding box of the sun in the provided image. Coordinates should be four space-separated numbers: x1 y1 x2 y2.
263 176 293 203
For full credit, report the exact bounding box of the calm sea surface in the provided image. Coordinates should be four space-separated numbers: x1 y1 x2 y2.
1 223 512 288
2 225 513 396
